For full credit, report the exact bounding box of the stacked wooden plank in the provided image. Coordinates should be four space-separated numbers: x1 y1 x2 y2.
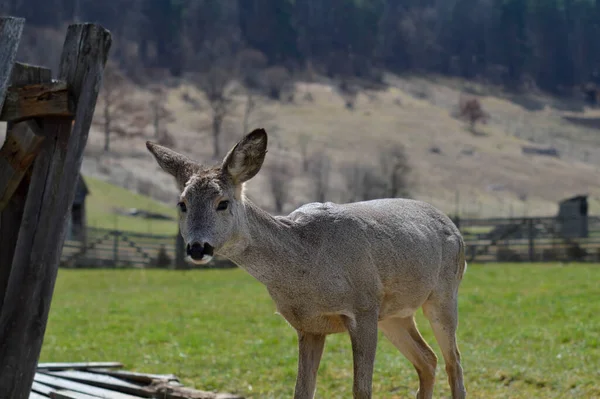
32 362 244 399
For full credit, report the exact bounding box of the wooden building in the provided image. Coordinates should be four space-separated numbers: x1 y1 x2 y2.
66 174 89 243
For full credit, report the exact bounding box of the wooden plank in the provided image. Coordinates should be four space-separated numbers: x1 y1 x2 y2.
44 371 151 397
85 369 180 385
0 81 73 122
0 63 51 313
0 16 25 112
0 63 51 212
31 381 56 396
0 24 112 399
29 392 48 399
50 390 100 399
34 374 144 399
37 362 123 371
146 383 245 399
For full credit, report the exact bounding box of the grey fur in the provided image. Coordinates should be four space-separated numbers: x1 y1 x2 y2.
146 129 467 399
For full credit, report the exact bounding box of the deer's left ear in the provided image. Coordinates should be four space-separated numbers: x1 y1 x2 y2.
146 141 199 188
221 128 268 184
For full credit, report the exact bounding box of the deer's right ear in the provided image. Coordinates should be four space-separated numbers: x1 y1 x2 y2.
221 128 268 184
146 141 198 186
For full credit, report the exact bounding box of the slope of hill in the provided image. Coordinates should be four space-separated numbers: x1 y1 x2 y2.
83 176 178 234
78 73 600 219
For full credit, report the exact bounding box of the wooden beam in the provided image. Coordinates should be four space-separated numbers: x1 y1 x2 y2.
0 81 73 122
0 63 51 316
50 389 104 399
0 63 51 211
37 362 123 371
0 23 112 399
85 369 180 385
44 371 152 397
34 374 144 399
0 16 25 112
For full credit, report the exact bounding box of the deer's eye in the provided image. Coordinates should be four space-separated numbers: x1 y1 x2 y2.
177 201 187 213
216 200 229 211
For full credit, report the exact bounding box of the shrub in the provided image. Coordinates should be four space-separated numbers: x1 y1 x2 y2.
238 48 268 89
154 245 172 268
263 66 292 100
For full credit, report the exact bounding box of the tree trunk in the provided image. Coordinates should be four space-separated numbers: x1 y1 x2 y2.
212 116 222 158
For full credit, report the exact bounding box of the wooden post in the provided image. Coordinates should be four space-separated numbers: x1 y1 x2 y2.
0 14 25 321
175 226 186 269
528 218 535 262
0 63 52 311
0 17 24 111
112 231 120 266
0 23 111 398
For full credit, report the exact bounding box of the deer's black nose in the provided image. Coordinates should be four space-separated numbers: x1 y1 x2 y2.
187 242 204 260
186 242 215 260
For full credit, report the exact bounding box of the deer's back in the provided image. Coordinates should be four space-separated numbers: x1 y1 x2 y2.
288 198 463 297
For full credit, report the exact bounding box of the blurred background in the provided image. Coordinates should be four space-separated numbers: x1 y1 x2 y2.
3 0 600 219
3 3 600 398
2 1 600 265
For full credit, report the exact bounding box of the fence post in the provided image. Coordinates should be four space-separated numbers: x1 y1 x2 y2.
528 218 535 262
175 228 187 269
112 231 120 267
0 63 52 311
0 16 25 309
0 22 111 398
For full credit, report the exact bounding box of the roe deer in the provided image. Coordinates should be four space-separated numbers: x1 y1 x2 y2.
146 129 467 399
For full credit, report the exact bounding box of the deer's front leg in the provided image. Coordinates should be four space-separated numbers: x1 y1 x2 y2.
293 331 326 399
346 312 379 399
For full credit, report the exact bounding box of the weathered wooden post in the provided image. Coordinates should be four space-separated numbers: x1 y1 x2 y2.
0 16 26 313
0 17 111 398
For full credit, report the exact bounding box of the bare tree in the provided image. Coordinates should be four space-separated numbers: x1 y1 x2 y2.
195 66 236 158
341 163 366 202
379 144 411 198
267 158 293 214
341 145 410 201
309 151 331 203
242 91 258 135
148 84 175 144
298 134 311 172
93 61 144 152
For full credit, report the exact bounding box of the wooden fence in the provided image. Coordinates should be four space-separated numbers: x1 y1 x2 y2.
60 227 236 269
0 16 111 398
460 215 600 263
56 214 600 270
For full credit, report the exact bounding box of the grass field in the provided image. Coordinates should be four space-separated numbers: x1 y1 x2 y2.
41 264 599 398
83 175 177 235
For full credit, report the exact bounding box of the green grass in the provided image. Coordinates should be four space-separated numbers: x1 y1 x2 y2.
41 264 600 398
84 176 177 235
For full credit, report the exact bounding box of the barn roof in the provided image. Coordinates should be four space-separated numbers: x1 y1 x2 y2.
559 194 588 205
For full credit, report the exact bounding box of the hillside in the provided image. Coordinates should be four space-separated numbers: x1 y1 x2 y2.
77 73 600 219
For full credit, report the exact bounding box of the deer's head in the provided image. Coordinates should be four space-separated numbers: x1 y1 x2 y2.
146 129 268 264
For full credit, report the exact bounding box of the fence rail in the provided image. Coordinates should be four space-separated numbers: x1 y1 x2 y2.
59 215 600 268
60 227 234 269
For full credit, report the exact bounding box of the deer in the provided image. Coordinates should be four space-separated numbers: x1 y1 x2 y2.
146 128 467 399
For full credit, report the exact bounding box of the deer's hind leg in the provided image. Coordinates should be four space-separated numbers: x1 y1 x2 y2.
422 292 466 399
379 316 437 399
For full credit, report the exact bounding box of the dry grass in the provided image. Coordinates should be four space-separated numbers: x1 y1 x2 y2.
78 73 600 217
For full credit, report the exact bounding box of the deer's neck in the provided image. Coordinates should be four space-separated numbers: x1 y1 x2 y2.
221 199 300 285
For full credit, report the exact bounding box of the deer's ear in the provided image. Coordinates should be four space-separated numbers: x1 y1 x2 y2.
146 141 199 187
221 128 268 184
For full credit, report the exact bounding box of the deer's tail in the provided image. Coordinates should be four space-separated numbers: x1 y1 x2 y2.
457 235 467 280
